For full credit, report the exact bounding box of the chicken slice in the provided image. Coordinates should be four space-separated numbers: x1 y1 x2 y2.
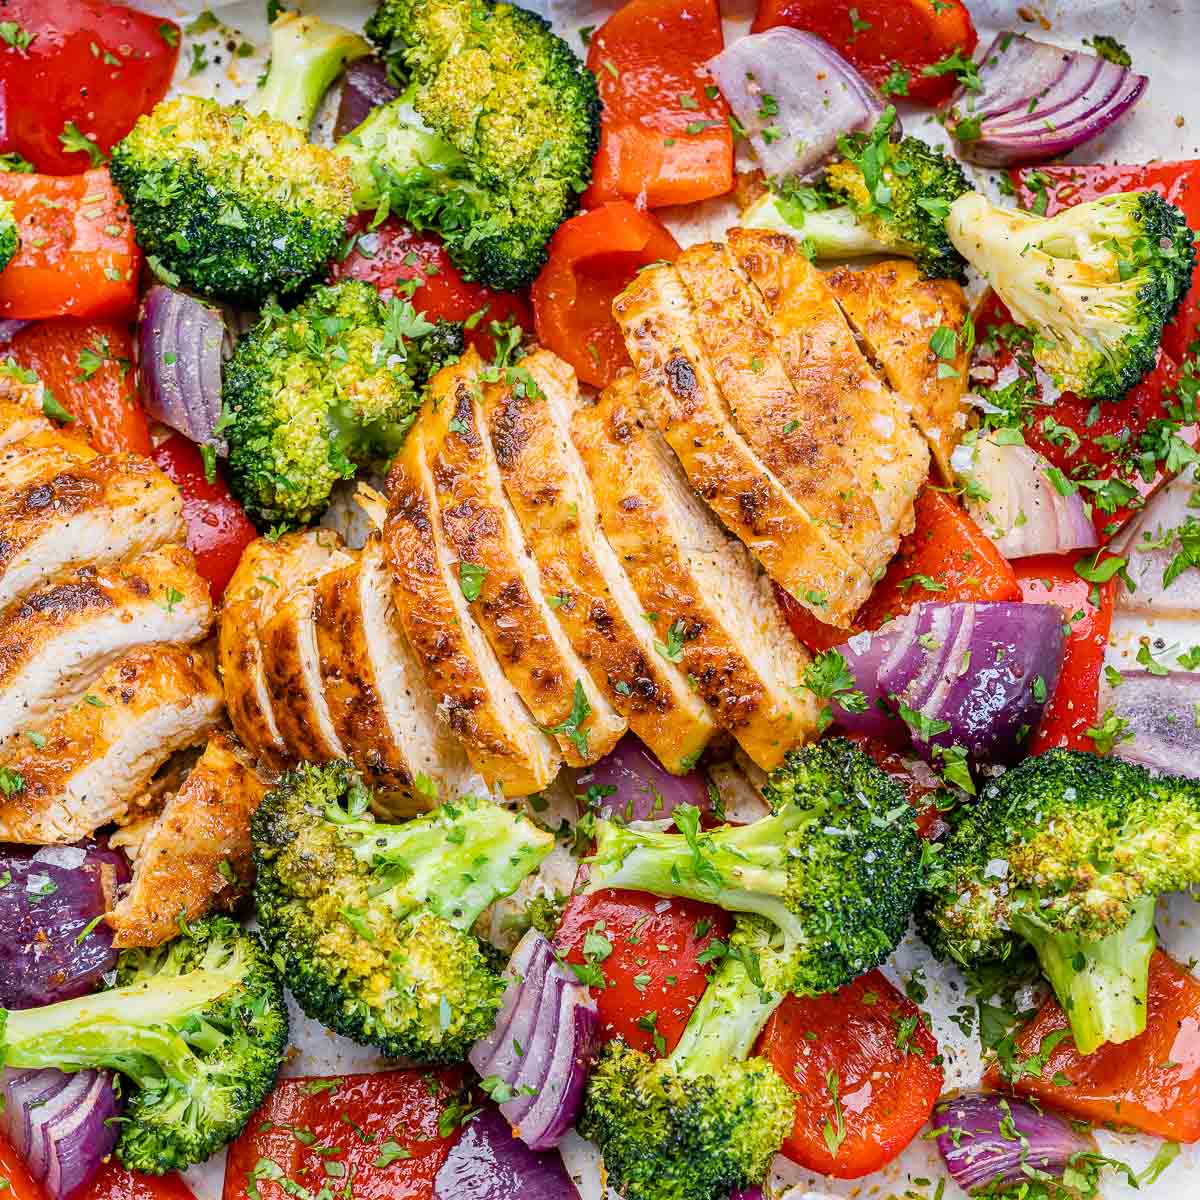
106 732 267 947
219 531 348 762
574 371 819 770
0 645 223 843
0 544 213 746
423 352 624 766
259 532 354 764
482 350 717 772
0 430 97 493
613 262 872 626
0 453 185 616
825 260 971 480
384 417 561 796
0 366 53 448
707 233 928 577
314 533 473 815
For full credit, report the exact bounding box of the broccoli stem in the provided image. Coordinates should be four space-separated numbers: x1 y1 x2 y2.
246 12 369 131
1010 894 1157 1055
741 192 891 260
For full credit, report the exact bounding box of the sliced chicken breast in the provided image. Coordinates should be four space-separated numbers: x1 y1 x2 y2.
260 532 353 764
384 414 561 796
482 349 717 773
0 430 97 493
0 544 213 745
613 261 872 626
574 371 819 770
0 645 223 843
825 260 970 480
0 453 185 616
107 732 267 947
423 351 624 766
314 534 473 814
0 368 53 448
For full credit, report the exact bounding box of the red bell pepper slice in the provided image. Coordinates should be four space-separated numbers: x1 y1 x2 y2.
757 970 943 1178
1013 554 1117 754
223 1071 465 1200
583 0 733 210
6 318 149 455
0 169 139 319
0 1131 47 1200
750 0 977 106
985 949 1200 1142
77 1163 196 1200
532 201 681 388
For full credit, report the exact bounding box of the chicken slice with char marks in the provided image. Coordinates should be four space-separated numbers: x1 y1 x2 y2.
0 645 223 843
0 366 53 448
574 371 819 770
482 349 716 773
0 430 96 493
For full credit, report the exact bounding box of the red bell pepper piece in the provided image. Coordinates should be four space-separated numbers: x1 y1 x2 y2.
583 0 733 210
0 1131 47 1200
532 201 681 388
76 1163 196 1200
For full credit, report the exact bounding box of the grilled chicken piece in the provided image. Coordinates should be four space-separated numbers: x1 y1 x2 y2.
0 646 223 843
0 453 185 616
384 413 561 796
717 230 929 577
482 350 717 772
825 260 970 480
0 430 96 493
0 545 213 746
0 366 53 448
107 733 267 947
574 371 818 770
259 532 354 764
219 531 347 761
423 352 624 766
314 532 473 814
614 261 872 626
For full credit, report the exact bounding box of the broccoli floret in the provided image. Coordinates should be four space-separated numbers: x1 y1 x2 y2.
741 108 972 282
579 916 794 1200
353 0 600 289
584 738 923 997
0 199 17 273
252 761 555 1064
220 279 463 527
919 750 1200 1054
947 189 1196 402
110 12 368 304
0 917 286 1174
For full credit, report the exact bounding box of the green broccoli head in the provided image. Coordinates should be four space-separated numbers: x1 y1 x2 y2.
356 0 600 289
0 199 17 273
741 108 971 282
220 279 463 527
579 919 794 1200
110 13 368 304
585 738 923 997
947 189 1196 402
251 760 555 1064
0 916 287 1174
920 749 1200 1053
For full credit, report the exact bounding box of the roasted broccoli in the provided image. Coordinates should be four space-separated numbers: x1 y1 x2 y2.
742 108 972 282
110 12 368 304
947 189 1195 402
0 917 286 1174
585 738 923 997
350 0 600 289
252 761 554 1064
580 916 795 1200
220 279 462 527
0 199 17 273
920 750 1200 1054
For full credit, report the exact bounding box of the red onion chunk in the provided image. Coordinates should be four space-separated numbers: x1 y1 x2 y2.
0 840 129 1008
936 1093 1092 1195
707 29 886 182
333 57 401 141
950 33 1146 167
468 930 600 1151
835 602 1066 763
1113 471 1200 619
433 1104 579 1200
576 735 709 822
1104 670 1200 779
137 285 227 454
1 1068 120 1200
0 319 32 346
